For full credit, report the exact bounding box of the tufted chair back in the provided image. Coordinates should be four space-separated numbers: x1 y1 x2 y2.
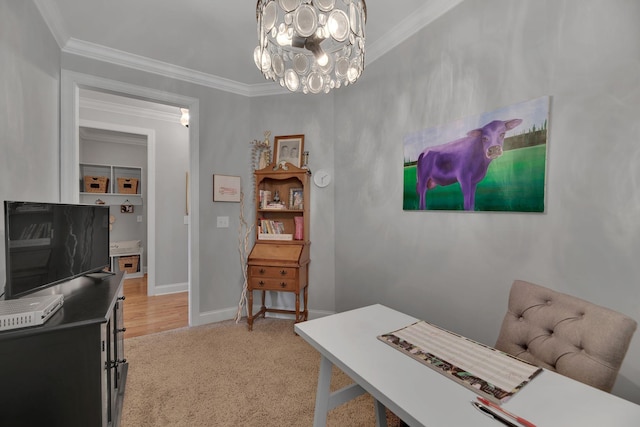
495 280 637 392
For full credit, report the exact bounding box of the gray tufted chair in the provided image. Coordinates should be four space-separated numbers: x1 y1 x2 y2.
495 280 637 392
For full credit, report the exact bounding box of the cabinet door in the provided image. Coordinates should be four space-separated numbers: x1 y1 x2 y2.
101 321 111 427
113 295 126 389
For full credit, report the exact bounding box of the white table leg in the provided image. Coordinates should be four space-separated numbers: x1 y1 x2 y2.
313 355 333 427
313 355 388 426
374 399 388 427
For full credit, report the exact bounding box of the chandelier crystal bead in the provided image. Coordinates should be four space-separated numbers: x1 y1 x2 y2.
255 0 366 94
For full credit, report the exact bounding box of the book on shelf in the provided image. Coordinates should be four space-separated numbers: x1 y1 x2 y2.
258 219 285 235
259 190 272 209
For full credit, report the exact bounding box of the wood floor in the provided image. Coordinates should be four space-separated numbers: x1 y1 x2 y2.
122 275 189 338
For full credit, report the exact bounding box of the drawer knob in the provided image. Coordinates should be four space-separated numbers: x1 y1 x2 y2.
280 282 287 288
258 280 265 287
280 270 287 276
259 268 266 274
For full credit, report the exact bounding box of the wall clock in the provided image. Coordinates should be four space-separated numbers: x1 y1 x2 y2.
313 169 331 188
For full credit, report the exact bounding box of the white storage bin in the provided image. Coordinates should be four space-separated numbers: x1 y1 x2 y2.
109 240 141 255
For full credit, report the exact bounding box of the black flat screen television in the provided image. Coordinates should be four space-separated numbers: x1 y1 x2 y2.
3 201 110 299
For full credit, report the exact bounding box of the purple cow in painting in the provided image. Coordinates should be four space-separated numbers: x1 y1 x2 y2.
416 119 522 210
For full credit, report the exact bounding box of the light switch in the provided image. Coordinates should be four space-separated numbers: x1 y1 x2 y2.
137 215 143 222
216 216 229 228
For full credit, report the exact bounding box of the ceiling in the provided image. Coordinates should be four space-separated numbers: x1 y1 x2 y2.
35 0 463 95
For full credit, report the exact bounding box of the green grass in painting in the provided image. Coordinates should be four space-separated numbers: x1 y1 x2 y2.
403 145 546 212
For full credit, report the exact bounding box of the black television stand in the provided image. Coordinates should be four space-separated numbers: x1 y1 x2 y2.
85 270 117 281
0 272 127 427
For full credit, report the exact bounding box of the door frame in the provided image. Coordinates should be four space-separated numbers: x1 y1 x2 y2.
60 70 201 326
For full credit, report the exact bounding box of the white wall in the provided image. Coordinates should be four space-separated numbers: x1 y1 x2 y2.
334 0 640 404
0 1 60 295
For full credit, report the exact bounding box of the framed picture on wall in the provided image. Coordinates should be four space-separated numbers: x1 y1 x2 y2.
273 134 304 168
213 174 241 202
402 96 549 213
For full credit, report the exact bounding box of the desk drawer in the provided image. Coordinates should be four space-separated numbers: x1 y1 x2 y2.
249 266 298 280
249 277 296 291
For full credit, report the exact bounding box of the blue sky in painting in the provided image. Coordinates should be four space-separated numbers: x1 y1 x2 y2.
403 96 550 162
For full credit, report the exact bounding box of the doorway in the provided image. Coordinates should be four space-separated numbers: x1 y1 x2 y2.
79 124 149 279
60 70 201 327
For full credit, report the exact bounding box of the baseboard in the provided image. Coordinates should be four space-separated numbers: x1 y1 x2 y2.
262 308 335 320
194 305 335 326
152 282 188 295
195 306 243 326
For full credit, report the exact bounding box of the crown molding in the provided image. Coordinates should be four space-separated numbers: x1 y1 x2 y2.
79 96 181 124
63 38 253 97
79 126 148 146
33 0 69 49
39 0 464 98
250 82 291 97
366 0 465 63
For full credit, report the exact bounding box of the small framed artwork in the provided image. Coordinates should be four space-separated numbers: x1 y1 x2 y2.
213 174 241 202
289 188 304 210
274 134 304 167
120 201 134 213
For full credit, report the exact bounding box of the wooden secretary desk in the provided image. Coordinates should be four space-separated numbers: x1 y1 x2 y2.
247 162 310 331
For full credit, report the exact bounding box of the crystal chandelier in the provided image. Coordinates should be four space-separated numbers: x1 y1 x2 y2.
254 0 367 94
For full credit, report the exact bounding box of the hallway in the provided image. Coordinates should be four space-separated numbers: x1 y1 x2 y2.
122 275 188 338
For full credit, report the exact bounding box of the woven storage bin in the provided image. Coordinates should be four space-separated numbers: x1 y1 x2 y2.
84 176 109 193
118 255 139 274
117 177 139 194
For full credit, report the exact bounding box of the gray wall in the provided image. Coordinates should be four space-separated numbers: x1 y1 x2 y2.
195 90 251 315
249 94 336 315
3 0 640 405
60 53 252 316
334 0 640 403
78 92 189 290
0 1 60 292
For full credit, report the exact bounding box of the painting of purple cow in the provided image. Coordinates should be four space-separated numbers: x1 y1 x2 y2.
416 119 522 211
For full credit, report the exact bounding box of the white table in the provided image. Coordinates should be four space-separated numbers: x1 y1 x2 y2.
295 304 640 427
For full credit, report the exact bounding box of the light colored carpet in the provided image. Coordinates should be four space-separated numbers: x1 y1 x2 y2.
122 317 403 426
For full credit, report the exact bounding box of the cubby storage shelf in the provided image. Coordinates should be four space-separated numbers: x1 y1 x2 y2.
79 163 143 205
109 250 144 279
